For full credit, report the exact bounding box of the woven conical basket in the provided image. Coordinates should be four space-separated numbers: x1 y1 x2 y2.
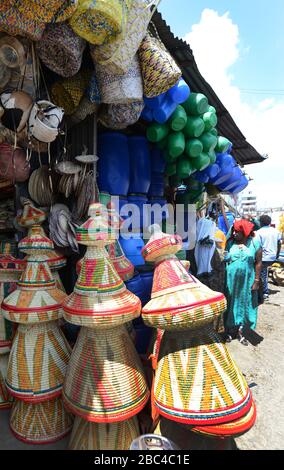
10 397 73 444
63 325 149 422
69 415 140 450
6 321 71 402
0 353 12 409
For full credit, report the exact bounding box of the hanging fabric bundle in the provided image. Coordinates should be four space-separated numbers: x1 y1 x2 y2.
90 0 160 74
69 0 131 45
96 53 143 104
0 0 77 41
138 31 182 97
36 22 86 78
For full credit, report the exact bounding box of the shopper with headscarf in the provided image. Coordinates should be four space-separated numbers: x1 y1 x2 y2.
224 219 262 345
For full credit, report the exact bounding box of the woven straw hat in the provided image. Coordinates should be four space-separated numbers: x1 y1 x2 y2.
0 353 13 409
141 226 226 330
10 396 74 444
36 22 86 78
192 399 256 438
1 226 66 324
153 326 252 426
63 325 149 422
6 321 71 402
0 36 26 69
69 415 140 450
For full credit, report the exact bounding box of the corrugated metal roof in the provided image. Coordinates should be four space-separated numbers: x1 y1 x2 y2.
151 12 265 166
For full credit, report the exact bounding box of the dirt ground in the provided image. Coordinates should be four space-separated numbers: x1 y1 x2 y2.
0 281 283 450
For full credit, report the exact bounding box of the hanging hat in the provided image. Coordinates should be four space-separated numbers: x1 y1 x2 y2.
153 326 253 426
69 415 140 450
192 399 256 438
5 321 71 401
0 36 27 69
0 354 12 409
28 100 64 143
36 22 86 78
10 396 73 444
0 90 33 133
141 225 226 330
63 325 150 422
63 203 141 328
1 226 66 324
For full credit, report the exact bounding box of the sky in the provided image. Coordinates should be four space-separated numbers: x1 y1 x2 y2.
159 0 284 209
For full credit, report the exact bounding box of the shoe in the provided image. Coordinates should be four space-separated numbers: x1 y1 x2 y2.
263 294 269 301
237 326 249 346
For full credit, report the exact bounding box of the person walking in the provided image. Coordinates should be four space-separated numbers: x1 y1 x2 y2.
224 219 262 345
255 215 282 301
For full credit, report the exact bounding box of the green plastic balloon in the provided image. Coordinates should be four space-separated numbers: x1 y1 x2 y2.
169 105 187 131
209 128 218 137
182 93 209 116
157 136 168 150
208 150 216 164
185 138 203 158
203 110 218 131
176 156 194 179
165 162 177 176
215 136 232 153
168 131 185 159
183 116 205 138
191 152 210 171
147 122 169 143
199 132 218 153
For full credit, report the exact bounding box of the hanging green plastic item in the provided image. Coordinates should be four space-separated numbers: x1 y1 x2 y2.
164 148 176 163
182 93 209 116
176 156 194 179
191 152 210 171
185 138 203 158
208 150 217 164
157 136 168 150
215 136 232 153
147 122 169 143
165 162 177 176
207 105 217 114
203 110 218 131
168 131 185 159
209 128 218 137
199 132 218 152
169 105 187 131
183 116 205 138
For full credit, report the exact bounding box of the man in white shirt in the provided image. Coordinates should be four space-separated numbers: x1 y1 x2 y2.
255 215 282 300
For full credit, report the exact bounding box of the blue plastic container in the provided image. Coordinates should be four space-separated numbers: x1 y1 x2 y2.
217 167 243 191
127 194 149 230
167 78 191 104
144 92 167 110
141 106 153 122
98 133 129 195
148 172 164 197
230 176 249 194
148 197 169 225
211 163 236 186
133 323 153 355
206 163 220 179
151 146 166 173
218 212 235 235
153 98 178 124
124 270 145 299
119 234 145 266
194 171 209 183
128 136 151 194
216 153 234 168
136 265 154 306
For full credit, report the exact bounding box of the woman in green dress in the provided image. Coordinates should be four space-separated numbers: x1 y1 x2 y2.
224 219 262 345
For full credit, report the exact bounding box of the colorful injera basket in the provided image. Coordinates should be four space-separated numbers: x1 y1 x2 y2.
63 203 141 328
69 415 140 450
63 325 149 422
6 321 71 402
16 200 47 228
0 353 13 409
1 226 66 324
10 397 74 444
153 326 252 426
141 226 226 330
0 255 25 353
192 399 256 438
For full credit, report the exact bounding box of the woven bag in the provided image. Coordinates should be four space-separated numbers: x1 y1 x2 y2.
0 143 30 182
96 53 143 104
90 0 160 74
36 22 86 78
99 101 144 129
51 70 91 115
0 1 77 40
138 32 182 98
69 0 132 45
